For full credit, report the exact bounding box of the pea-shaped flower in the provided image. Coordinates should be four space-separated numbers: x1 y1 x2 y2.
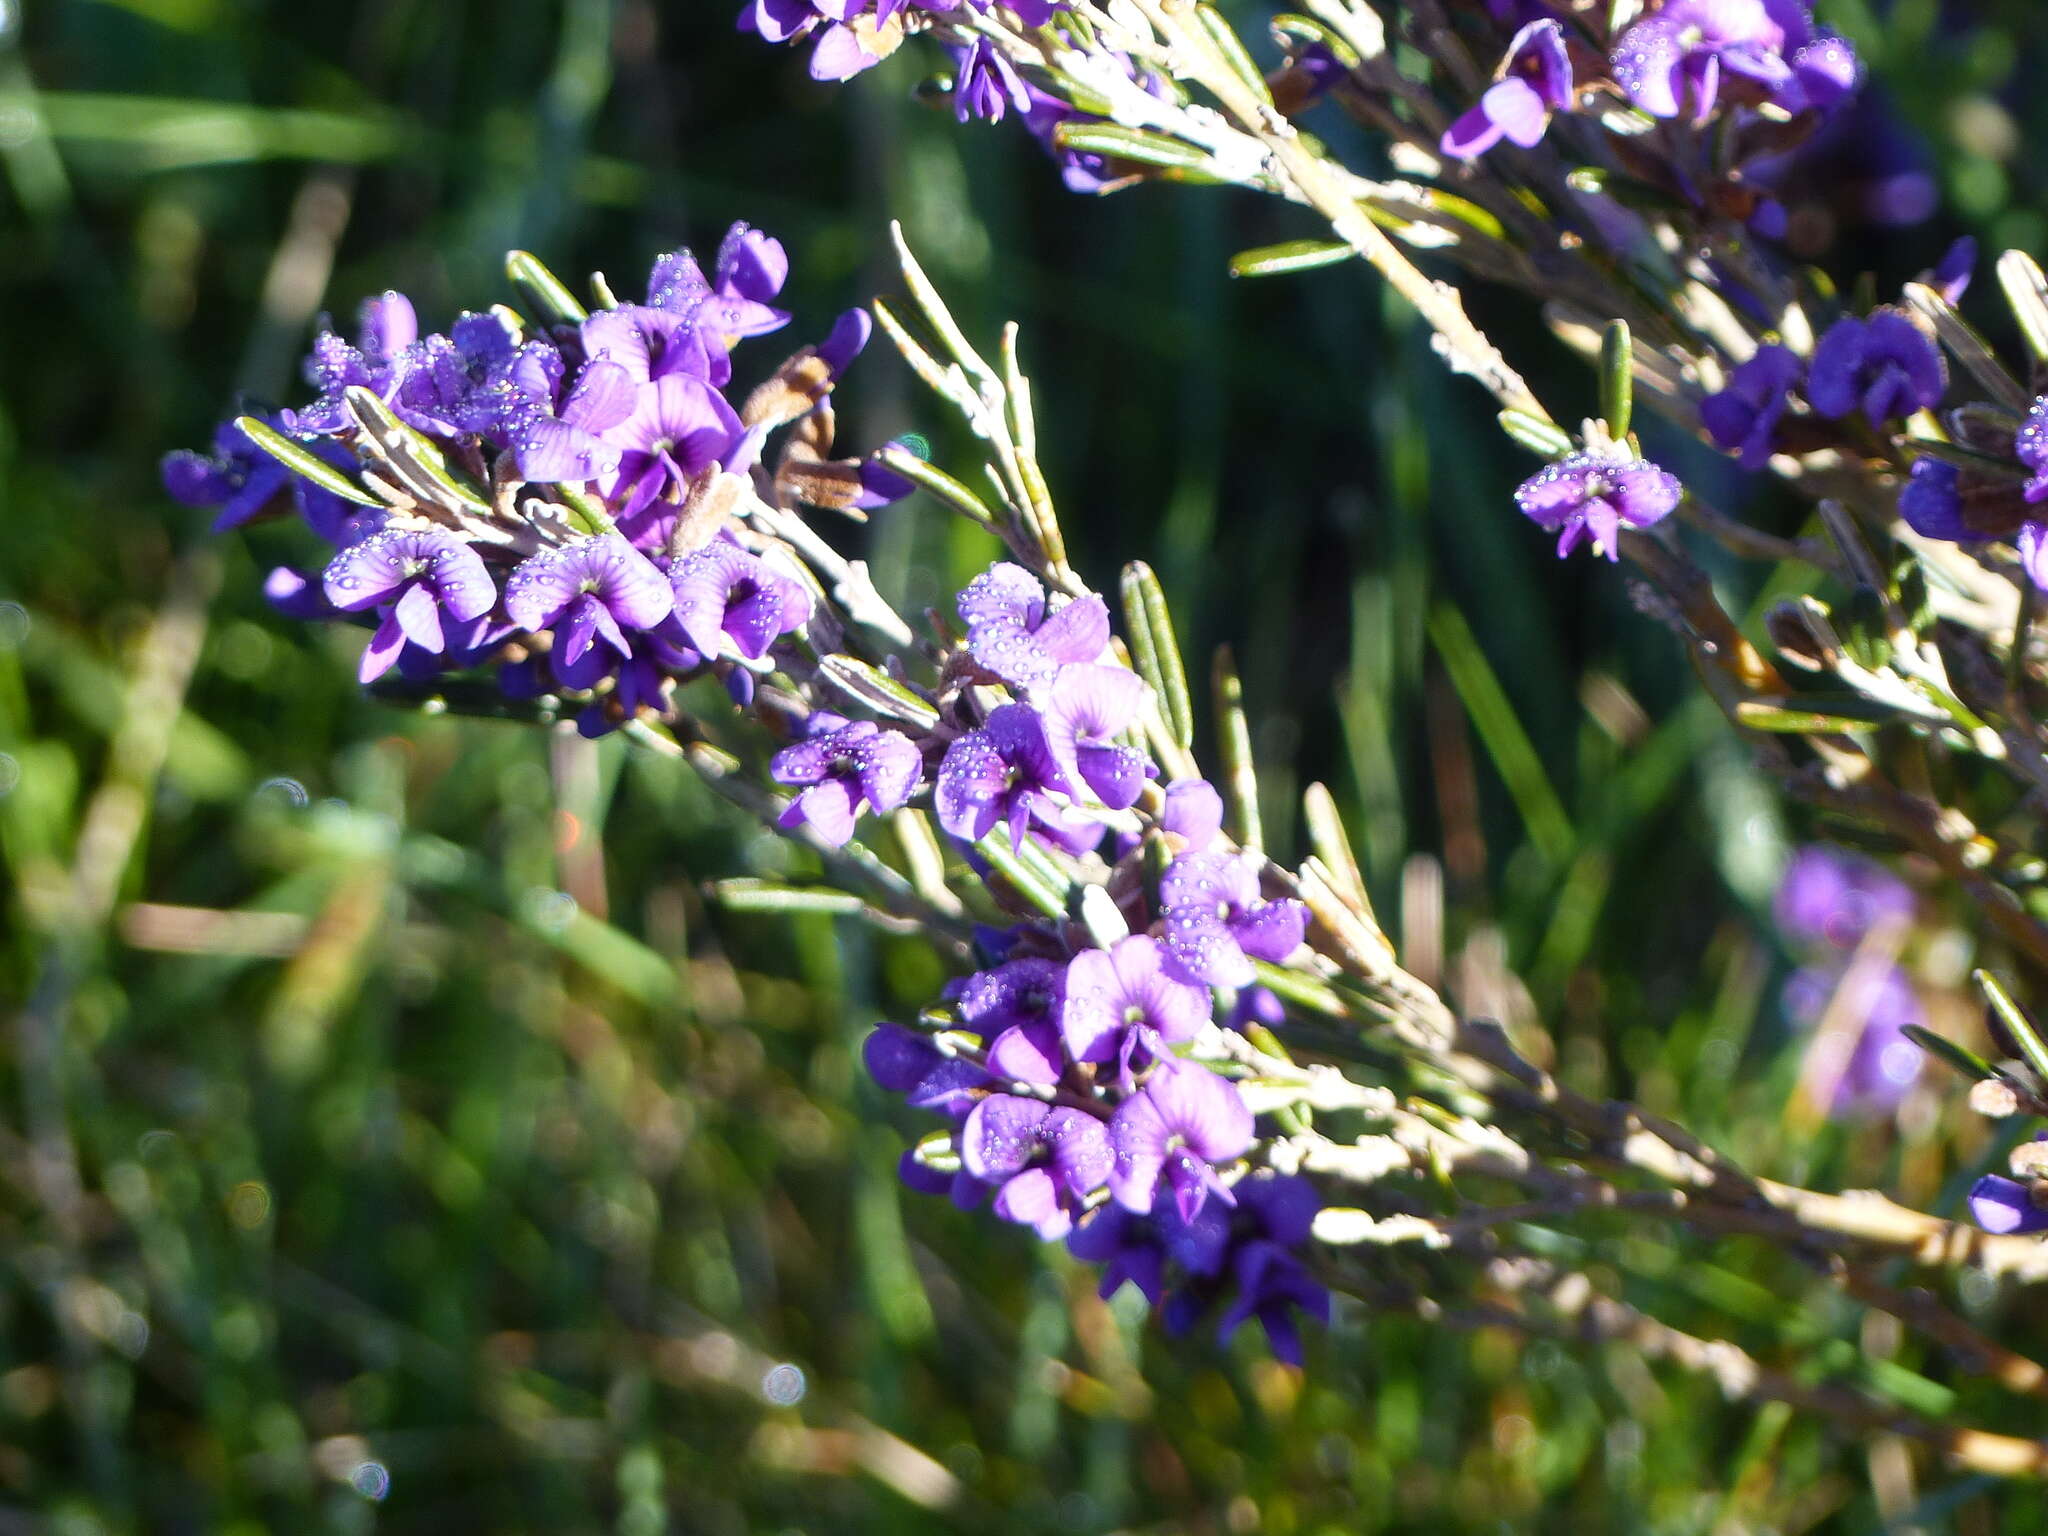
960 1094 1113 1242
1514 448 1681 560
322 528 498 684
1108 1061 1255 1225
770 718 922 848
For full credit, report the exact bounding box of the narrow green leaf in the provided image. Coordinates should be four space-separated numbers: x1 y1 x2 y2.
1498 410 1573 457
1195 4 1273 106
1732 698 1891 733
1120 562 1194 749
1600 319 1634 441
1974 969 2048 1088
870 297 963 406
871 445 1000 532
1229 239 1355 280
1052 122 1212 174
1900 1024 1998 1083
233 415 381 507
886 223 993 383
1303 781 1371 917
709 880 867 917
343 386 489 513
1213 646 1262 852
1999 249 2048 364
1902 281 2030 413
506 249 587 324
1428 603 1574 865
1270 15 1361 70
817 654 941 730
976 825 1068 920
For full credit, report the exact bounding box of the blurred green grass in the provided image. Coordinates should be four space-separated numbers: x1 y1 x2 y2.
2 0 2048 1530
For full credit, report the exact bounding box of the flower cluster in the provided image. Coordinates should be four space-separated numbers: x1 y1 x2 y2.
863 561 1323 1360
1697 307 1948 474
164 226 904 738
1441 0 1860 164
742 0 1062 83
1774 846 1924 1117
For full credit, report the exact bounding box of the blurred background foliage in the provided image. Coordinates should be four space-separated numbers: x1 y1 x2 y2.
2 0 2047 1530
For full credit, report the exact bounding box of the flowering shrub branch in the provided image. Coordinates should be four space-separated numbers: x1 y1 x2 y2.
157 0 2048 1486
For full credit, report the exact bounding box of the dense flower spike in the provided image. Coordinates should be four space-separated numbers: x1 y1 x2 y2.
1514 449 1681 560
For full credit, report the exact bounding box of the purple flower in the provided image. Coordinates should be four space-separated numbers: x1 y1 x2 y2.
1928 237 1977 306
1968 1175 2048 1237
1897 458 1973 542
1043 664 1156 810
1700 345 1803 471
1441 20 1572 160
1215 1238 1332 1367
1230 985 1286 1033
933 703 1079 847
957 562 1110 690
770 719 922 848
960 1094 1112 1241
583 305 723 389
2021 525 2048 592
1107 1061 1255 1224
503 534 674 670
864 1023 988 1119
321 528 498 684
263 567 338 621
1066 1204 1171 1305
1782 962 1924 1115
1611 0 1791 123
1806 311 1945 425
1514 448 1681 560
389 312 529 439
1062 935 1212 1085
1762 0 1862 114
898 1148 989 1211
293 290 419 435
668 543 812 660
651 223 793 344
955 958 1068 1086
599 374 748 544
954 37 1033 124
1161 779 1224 851
1158 851 1309 989
2016 397 2048 505
742 0 932 82
514 358 636 484
550 647 680 738
1775 845 1913 950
